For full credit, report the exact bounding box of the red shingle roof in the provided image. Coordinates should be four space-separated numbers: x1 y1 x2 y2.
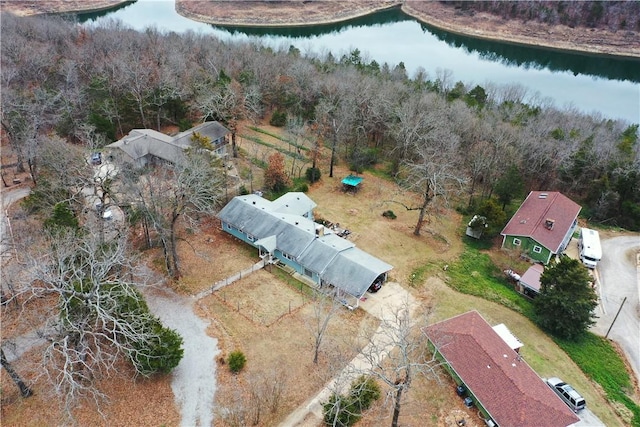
501 191 581 253
424 311 579 427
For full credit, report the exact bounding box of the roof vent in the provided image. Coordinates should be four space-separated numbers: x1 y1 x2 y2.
252 201 256 205
544 218 555 230
538 193 548 199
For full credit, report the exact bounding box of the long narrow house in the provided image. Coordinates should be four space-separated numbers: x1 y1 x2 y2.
217 192 392 308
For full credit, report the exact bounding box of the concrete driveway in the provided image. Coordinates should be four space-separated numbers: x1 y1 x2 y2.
590 235 640 383
278 282 415 427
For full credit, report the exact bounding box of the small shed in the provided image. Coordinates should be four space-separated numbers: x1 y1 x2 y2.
517 263 544 298
341 175 363 192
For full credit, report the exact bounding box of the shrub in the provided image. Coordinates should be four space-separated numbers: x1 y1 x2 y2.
305 166 321 183
178 118 192 132
227 350 247 373
131 321 184 376
323 394 360 427
44 202 79 231
382 210 396 219
238 185 249 195
350 376 380 411
295 183 309 193
269 110 287 127
323 376 380 426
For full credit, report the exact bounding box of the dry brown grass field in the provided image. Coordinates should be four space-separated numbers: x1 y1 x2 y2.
0 120 627 426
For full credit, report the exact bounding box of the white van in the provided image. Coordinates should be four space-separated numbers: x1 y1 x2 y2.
578 228 601 269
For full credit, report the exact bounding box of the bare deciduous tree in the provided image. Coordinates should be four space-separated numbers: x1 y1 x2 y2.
306 290 342 364
0 347 33 398
120 150 225 279
393 94 468 235
358 300 444 427
19 230 182 419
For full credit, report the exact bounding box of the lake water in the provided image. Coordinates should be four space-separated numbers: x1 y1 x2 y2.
79 0 640 124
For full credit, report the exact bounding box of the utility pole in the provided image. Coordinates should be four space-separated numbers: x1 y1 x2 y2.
605 297 626 339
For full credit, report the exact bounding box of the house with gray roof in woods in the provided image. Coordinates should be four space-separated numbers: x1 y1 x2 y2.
105 121 230 167
217 192 393 308
501 191 581 264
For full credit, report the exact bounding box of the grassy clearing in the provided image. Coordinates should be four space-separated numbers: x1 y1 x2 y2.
557 334 640 426
241 133 306 160
248 126 310 152
444 241 535 318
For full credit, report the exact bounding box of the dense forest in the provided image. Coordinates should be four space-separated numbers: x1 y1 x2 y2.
443 1 640 31
1 12 639 230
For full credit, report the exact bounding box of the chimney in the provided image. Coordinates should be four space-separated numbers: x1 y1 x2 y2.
315 224 324 237
544 219 555 230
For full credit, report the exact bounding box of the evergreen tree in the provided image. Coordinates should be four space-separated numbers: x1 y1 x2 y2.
534 257 598 340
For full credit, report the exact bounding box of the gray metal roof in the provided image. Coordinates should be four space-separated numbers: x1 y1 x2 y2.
217 193 393 299
106 122 229 164
217 197 316 256
173 121 230 146
322 248 393 298
271 192 317 216
297 233 353 276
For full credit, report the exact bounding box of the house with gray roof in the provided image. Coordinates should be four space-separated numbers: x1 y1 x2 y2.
217 193 392 307
105 121 230 166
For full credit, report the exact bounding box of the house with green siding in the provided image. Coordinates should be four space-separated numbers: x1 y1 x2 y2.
500 191 581 264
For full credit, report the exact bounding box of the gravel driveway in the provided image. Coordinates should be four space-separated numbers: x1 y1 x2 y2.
144 287 220 427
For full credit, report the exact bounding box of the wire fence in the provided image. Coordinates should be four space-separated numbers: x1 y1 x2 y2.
194 259 267 300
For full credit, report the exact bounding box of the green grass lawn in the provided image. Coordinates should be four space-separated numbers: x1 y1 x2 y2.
444 243 535 319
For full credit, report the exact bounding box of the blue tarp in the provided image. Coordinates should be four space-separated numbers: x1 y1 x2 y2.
341 175 363 187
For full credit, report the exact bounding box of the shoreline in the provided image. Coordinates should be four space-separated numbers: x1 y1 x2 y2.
0 0 130 17
175 0 401 29
2 0 638 59
401 2 640 60
174 0 640 60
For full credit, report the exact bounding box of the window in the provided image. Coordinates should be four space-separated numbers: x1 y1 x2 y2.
247 234 256 242
304 268 313 278
513 238 521 246
282 252 295 261
533 245 542 254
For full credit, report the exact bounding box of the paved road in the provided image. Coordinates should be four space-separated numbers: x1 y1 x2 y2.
591 235 640 383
